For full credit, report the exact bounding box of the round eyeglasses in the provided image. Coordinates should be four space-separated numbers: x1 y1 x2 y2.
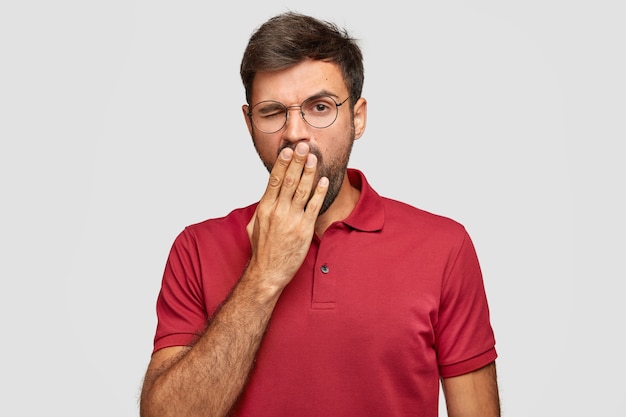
247 94 351 134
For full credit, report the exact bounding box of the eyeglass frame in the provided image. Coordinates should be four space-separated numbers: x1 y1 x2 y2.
246 94 351 134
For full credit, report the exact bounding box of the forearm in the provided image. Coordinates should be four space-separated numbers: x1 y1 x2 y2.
141 269 282 417
142 143 326 417
442 362 500 417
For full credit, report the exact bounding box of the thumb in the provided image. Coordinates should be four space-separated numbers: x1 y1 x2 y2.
246 208 258 243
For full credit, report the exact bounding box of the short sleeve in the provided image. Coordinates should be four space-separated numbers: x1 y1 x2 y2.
153 228 208 352
436 231 497 378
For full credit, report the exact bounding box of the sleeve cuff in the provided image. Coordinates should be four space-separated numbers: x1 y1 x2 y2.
439 348 498 378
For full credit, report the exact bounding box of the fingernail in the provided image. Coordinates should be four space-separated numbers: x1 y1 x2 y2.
280 148 293 160
295 142 308 156
305 154 316 167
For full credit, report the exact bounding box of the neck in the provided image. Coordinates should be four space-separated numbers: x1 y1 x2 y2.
314 173 360 237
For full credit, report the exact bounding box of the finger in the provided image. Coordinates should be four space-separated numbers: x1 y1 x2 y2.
262 147 293 202
303 176 329 221
278 142 309 203
291 153 318 209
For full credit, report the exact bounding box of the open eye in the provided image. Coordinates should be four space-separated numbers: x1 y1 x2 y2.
313 102 331 112
303 97 335 115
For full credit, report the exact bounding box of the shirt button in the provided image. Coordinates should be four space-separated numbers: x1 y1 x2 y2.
320 265 329 274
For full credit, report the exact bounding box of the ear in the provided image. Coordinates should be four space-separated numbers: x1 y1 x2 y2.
242 104 253 136
352 97 367 140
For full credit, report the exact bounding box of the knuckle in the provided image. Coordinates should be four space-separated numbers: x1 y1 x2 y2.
282 175 296 188
305 198 320 212
256 204 271 219
292 154 306 164
294 187 308 201
268 174 282 188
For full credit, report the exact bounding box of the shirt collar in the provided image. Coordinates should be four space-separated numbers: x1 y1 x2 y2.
341 168 385 232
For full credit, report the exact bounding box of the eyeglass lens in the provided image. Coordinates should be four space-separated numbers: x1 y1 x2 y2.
249 95 343 133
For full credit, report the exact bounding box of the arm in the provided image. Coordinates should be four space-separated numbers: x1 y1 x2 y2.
140 143 328 417
441 361 500 417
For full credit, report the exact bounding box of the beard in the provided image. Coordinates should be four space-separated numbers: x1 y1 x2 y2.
253 129 355 216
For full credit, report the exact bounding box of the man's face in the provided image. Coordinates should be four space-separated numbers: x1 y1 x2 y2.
242 60 366 214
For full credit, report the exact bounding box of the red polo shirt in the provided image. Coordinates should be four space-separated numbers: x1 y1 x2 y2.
153 168 497 416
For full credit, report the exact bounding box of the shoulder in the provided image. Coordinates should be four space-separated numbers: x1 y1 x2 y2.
173 203 258 248
381 196 467 237
188 203 256 232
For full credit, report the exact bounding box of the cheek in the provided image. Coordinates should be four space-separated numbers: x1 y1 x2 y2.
252 134 280 156
250 136 280 172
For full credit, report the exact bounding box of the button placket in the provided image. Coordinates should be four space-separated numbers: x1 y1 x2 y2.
312 265 335 308
312 241 336 309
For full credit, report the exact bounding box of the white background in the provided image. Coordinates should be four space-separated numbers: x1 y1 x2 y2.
1 1 624 416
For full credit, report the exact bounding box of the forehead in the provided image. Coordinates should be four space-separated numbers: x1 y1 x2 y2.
250 60 347 104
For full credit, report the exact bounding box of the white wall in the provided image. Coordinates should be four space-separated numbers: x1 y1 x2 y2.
1 1 624 416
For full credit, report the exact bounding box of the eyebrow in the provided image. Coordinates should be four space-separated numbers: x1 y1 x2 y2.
309 90 340 100
252 90 341 107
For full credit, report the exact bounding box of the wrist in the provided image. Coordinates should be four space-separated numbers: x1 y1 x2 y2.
239 260 287 305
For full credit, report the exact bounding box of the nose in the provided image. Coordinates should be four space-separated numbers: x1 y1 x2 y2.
282 105 309 142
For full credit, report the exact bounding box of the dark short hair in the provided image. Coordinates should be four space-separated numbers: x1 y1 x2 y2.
240 12 364 106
